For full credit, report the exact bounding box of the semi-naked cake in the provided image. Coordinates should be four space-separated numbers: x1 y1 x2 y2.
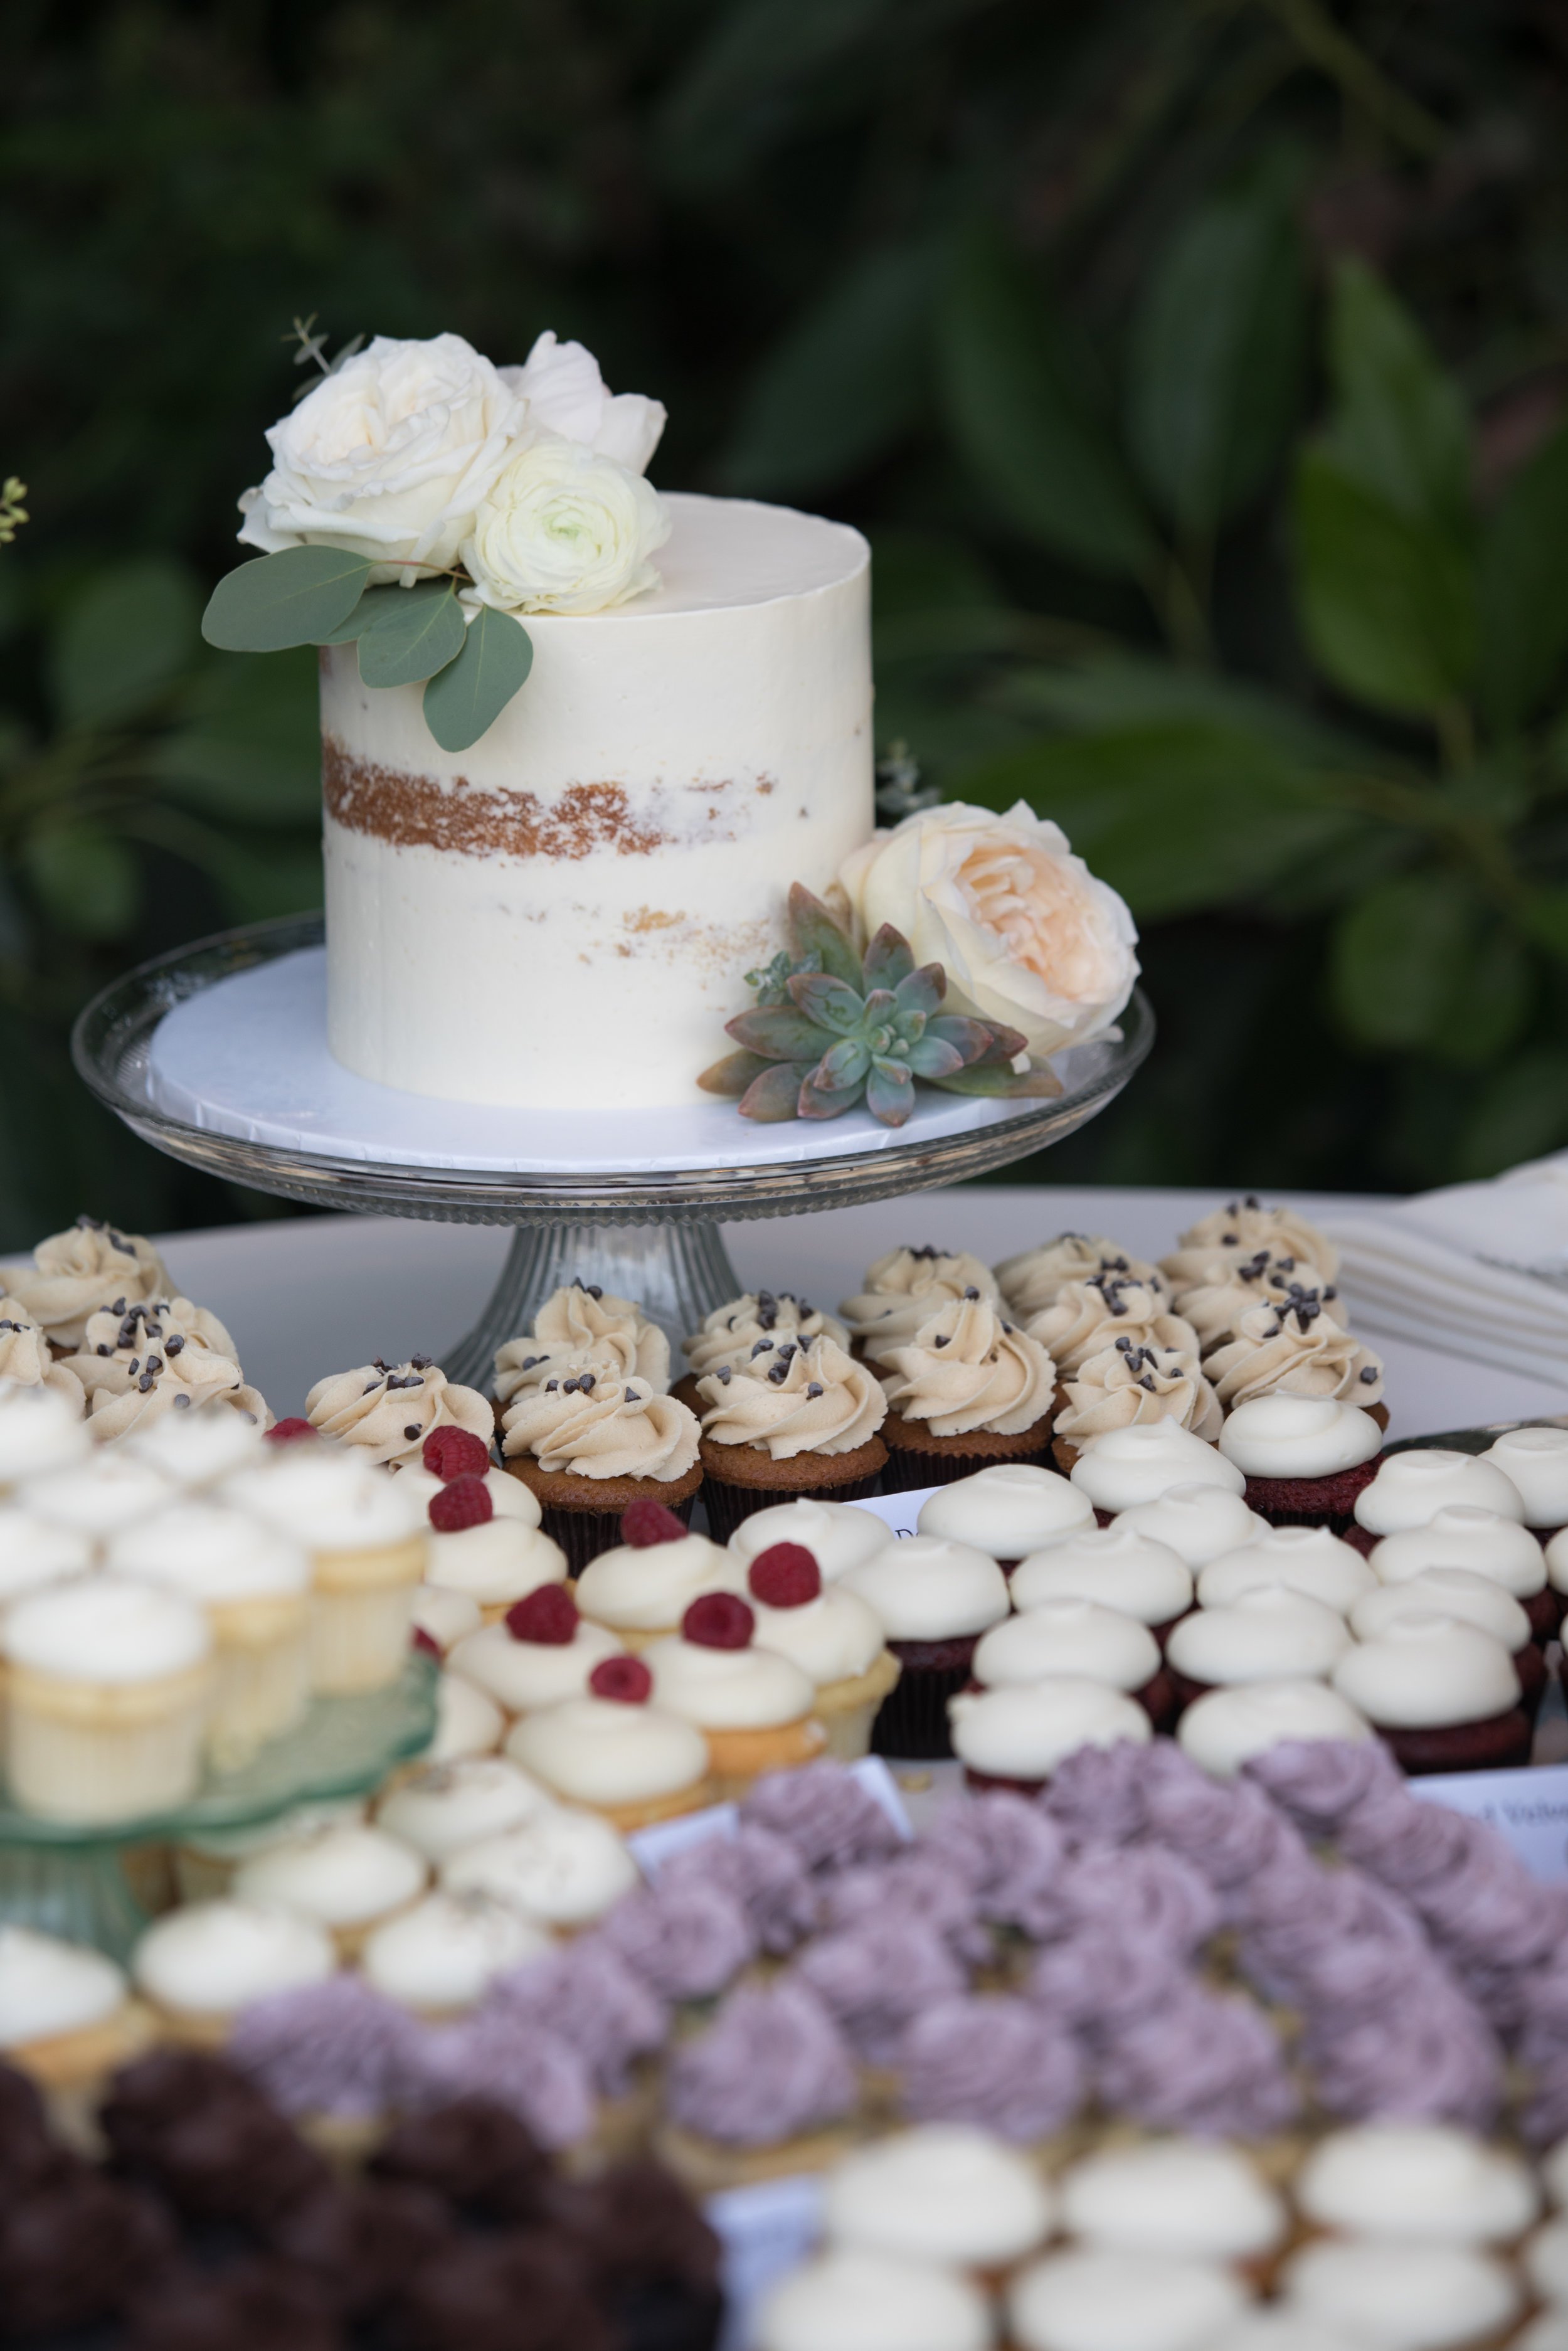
322 492 872 1111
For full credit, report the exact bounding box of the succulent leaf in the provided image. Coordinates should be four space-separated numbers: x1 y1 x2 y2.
697 1049 772 1098
901 1034 967 1081
726 1004 835 1059
798 1072 869 1119
788 972 866 1035
739 1061 816 1120
931 1059 1065 1100
817 1036 872 1090
787 883 863 987
866 1059 916 1124
744 947 820 1006
862 925 916 991
893 964 945 1021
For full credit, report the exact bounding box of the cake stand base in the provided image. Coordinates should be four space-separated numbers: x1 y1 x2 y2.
443 1221 741 1389
0 1844 152 1963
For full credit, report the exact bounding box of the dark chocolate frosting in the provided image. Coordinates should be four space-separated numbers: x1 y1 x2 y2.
100 2050 327 2223
368 2095 551 2224
395 2236 613 2351
122 2261 343 2351
0 2160 177 2336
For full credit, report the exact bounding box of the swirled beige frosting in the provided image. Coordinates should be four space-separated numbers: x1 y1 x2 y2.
64 1295 241 1390
1056 1339 1222 1444
1206 1302 1384 1409
0 1217 171 1351
880 1295 1055 1438
699 1334 887 1461
1025 1274 1199 1376
995 1234 1165 1319
501 1373 699 1482
494 1280 670 1404
1170 1248 1348 1351
684 1291 850 1379
307 1358 492 1468
839 1247 999 1357
1160 1196 1338 1288
87 1359 268 1442
0 1300 84 1412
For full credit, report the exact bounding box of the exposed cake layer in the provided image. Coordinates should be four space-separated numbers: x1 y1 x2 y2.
323 493 872 1109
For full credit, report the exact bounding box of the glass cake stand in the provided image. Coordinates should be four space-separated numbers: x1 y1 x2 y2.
0 1657 438 1960
73 911 1155 1388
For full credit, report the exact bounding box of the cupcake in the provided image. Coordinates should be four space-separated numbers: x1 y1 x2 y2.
1279 2239 1518 2351
500 1374 702 1571
410 1583 482 1654
171 1797 366 1903
129 1901 336 2044
1171 1250 1347 1352
447 1584 625 1714
1177 1679 1375 1776
695 1334 887 1541
0 1381 92 1490
4 1575 213 1821
839 1244 1000 1363
1369 1506 1556 1640
1196 1524 1376 1616
421 1477 569 1622
758 2248 992 2351
1008 2249 1248 2351
574 1503 739 1648
875 1292 1057 1490
494 1281 670 1412
505 1657 716 1830
305 1355 492 1468
660 1977 859 2190
1295 2122 1538 2244
428 1668 506 1761
1113 1484 1266 1566
226 1444 427 1694
1160 1196 1339 1289
361 1891 551 2018
1066 1420 1242 1512
679 1290 850 1408
395 1423 540 1522
231 1823 428 1958
0 1926 152 2115
1009 1525 1194 1644
1332 1615 1531 1773
0 1214 170 1351
125 1397 270 1488
0 1298 85 1410
1059 2140 1286 2266
63 1295 267 1440
917 1463 1094 1569
375 1753 554 1863
1025 1273 1199 1377
996 1234 1165 1319
950 1675 1151 1793
1352 1448 1525 1552
440 1805 639 1928
22 1443 174 1535
1217 1395 1384 1529
839 1534 1010 1757
971 1598 1173 1726
107 1500 312 1770
1480 1425 1568 1533
729 1494 895 1583
644 1593 827 1796
1352 1568 1536 1688
1205 1300 1385 1418
1052 1340 1222 1468
0 1508 92 1618
1165 1586 1352 1707
738 1543 900 1760
823 2123 1054 2277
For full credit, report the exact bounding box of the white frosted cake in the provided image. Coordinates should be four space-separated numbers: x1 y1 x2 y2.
322 492 872 1110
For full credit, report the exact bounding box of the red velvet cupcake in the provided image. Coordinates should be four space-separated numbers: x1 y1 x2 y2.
1217 1395 1383 1531
1332 1616 1532 1775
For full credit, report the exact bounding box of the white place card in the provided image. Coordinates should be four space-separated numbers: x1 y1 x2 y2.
849 1485 941 1539
1413 1760 1568 1879
627 1801 738 1879
706 2172 825 2351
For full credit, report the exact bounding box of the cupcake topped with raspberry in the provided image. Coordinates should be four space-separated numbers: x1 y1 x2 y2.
448 1581 625 1716
305 1357 492 1470
397 1425 541 1525
506 1651 715 1831
740 1542 899 1761
575 1500 741 1650
420 1468 569 1623
644 1591 827 1798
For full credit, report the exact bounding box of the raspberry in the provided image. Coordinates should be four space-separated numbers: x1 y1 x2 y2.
428 1476 493 1534
590 1655 652 1705
682 1592 755 1650
620 1499 688 1549
748 1542 822 1609
506 1584 578 1646
265 1418 315 1445
410 1627 442 1660
423 1426 491 1482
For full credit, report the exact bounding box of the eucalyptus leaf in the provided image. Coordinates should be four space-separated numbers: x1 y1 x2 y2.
1479 423 1568 730
422 608 533 751
358 583 467 689
50 558 201 728
202 546 376 652
1294 445 1475 718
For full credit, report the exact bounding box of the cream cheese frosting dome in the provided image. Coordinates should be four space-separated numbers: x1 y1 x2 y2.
684 1291 849 1379
0 1217 171 1351
127 1400 268 1487
972 1598 1161 1692
917 1463 1094 1558
728 1496 893 1581
1295 2125 1538 2243
6 1573 211 1684
0 1509 93 1608
575 1528 739 1634
1060 2141 1286 2261
501 1376 700 1480
758 2248 992 2351
23 1448 177 1534
1205 1302 1384 1409
231 1823 427 1928
324 493 872 1113
1279 2240 1519 2351
1009 1524 1193 1627
948 1677 1152 1779
1177 1679 1374 1775
361 1890 551 2010
1112 1484 1266 1566
495 1282 671 1403
644 1630 817 1729
506 1691 711 1807
429 1671 505 1761
1480 1425 1568 1525
878 1294 1055 1436
839 1248 1000 1356
1217 1395 1382 1480
744 1581 887 1685
448 1608 625 1709
840 1534 1010 1642
397 1463 541 1524
697 1334 886 1459
424 1516 569 1608
1350 1569 1532 1650
306 1357 492 1468
1196 1525 1377 1615
1056 1340 1222 1445
440 1806 638 1927
995 1234 1165 1319
1025 1275 1198 1376
130 1901 336 2017
107 1500 310 1603
1369 1506 1547 1597
1166 1586 1351 1686
410 1583 484 1652
374 1754 554 1860
1067 1421 1242 1509
1009 2248 1247 2351
1353 1448 1527 1535
0 1382 92 1485
823 2126 1054 2269
225 1442 425 1554
1333 1616 1521 1727
0 1926 129 2046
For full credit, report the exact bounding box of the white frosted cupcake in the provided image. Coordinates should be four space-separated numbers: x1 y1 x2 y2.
127 1401 268 1489
5 1575 212 1821
1279 2239 1518 2351
0 1926 151 2105
575 1519 740 1650
108 1501 311 1769
1480 1425 1568 1529
824 2125 1054 2274
410 1584 483 1655
758 2249 991 2351
1354 1449 1525 1538
728 1495 894 1583
171 1797 366 1903
1332 1616 1528 1775
376 1753 554 1862
441 1803 639 1928
361 1889 551 2017
504 1657 716 1830
130 1899 336 2044
972 1598 1170 1725
738 1542 899 1760
1009 2247 1246 2351
1296 2124 1538 2245
1009 1524 1193 1641
644 1593 826 1796
1370 1504 1554 1640
948 1676 1152 1792
1352 1571 1543 1715
1178 1679 1374 1777
447 1583 624 1714
1061 2140 1286 2263
23 1448 176 1538
0 1509 93 1614
231 1822 428 1957
1166 1586 1351 1699
916 1463 1094 1566
227 1444 426 1692
1217 1394 1383 1531
1113 1484 1266 1567
0 1382 92 1491
840 1534 1010 1758
428 1669 506 1760
1069 1422 1242 1512
421 1482 568 1623
1196 1524 1375 1616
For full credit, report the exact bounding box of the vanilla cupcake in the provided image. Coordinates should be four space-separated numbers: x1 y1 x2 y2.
1166 1586 1351 1704
972 1598 1170 1726
396 1455 540 1524
696 1334 887 1542
125 1398 269 1487
1114 1483 1266 1566
948 1677 1152 1793
505 1658 716 1830
918 1462 1094 1568
130 1899 336 2044
1353 1571 1544 1714
5 1574 212 1821
738 1542 900 1760
0 1382 92 1497
410 1583 482 1654
361 1890 551 2017
376 1753 554 1862
0 1509 92 1614
1054 1340 1222 1461
876 1292 1057 1490
23 1445 175 1536
441 1804 639 1928
428 1668 506 1760
1205 1300 1384 1413
759 2249 991 2351
1061 2140 1286 2265
682 1290 849 1393
421 1478 568 1622
1480 1424 1568 1531
997 1234 1165 1318
495 1280 670 1406
840 1534 1010 1757
1178 1679 1374 1776
839 1245 1000 1360
1296 2124 1538 2244
226 1443 426 1692
728 1494 894 1582
171 1797 366 1903
1370 1505 1555 1638
1353 1449 1525 1542
231 1822 428 1957
1279 2239 1518 2351
824 2125 1055 2274
0 1926 151 2111
0 1215 170 1351
305 1354 492 1468
1332 1615 1529 1774
1009 2247 1247 2351
644 1593 826 1797
575 1505 739 1649
1009 1524 1194 1642
108 1500 311 1769
448 1584 625 1713
1161 1197 1338 1288
1197 1524 1376 1616
1219 1395 1384 1530
1067 1422 1244 1512
1173 1250 1346 1352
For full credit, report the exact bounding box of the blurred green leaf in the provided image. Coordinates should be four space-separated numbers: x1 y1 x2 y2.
938 223 1153 578
356 582 466 688
48 557 199 728
1437 922 1532 1066
1323 260 1471 528
1126 170 1306 535
723 243 932 496
24 825 140 938
1294 445 1476 718
870 530 1001 624
657 0 902 185
1479 424 1568 731
992 656 1359 763
1522 886 1568 963
156 648 319 824
1455 1046 1568 1179
1330 869 1479 1050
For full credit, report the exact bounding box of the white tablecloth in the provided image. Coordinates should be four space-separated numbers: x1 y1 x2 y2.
160 1186 1568 1437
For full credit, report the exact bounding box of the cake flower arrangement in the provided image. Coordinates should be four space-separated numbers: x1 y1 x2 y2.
199 327 669 751
701 802 1140 1125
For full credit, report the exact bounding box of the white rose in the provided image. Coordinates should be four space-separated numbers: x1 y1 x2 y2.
237 332 525 573
836 800 1139 1058
499 331 667 475
461 433 672 617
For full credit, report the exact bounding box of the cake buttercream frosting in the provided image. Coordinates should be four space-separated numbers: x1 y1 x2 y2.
130 1901 335 2015
698 1335 886 1459
502 1376 699 1479
840 1248 999 1354
375 1754 554 1861
1009 2248 1246 2351
1162 1199 1338 1285
758 2248 990 2351
6 1574 211 1683
879 1294 1054 1436
1056 1341 1222 1444
0 1509 92 1606
1332 1616 1521 1727
1350 1569 1532 1651
1113 1484 1266 1566
506 1692 710 1805
1206 1303 1384 1409
840 1535 1009 1642
1010 1524 1193 1626
1167 1587 1350 1685
1480 1425 1568 1525
361 1889 550 2010
1068 1422 1243 1509
495 1283 670 1401
410 1584 483 1651
1296 2123 1538 2242
440 1805 638 1925
917 1463 1094 1556
424 1515 568 1606
575 1528 738 1632
306 1359 491 1468
685 1291 849 1379
1196 1525 1376 1615
729 1495 893 1581
449 1608 625 1709
231 1824 427 1926
948 1679 1152 1778
0 1926 127 2046
645 1629 817 1729
824 2126 1054 2269
1060 2140 1286 2259
0 1218 170 1351
1025 1275 1197 1376
0 1381 92 1484
995 1236 1165 1319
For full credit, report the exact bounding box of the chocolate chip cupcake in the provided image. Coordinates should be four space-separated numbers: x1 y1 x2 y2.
1052 1341 1222 1472
876 1291 1056 1490
499 1374 702 1573
839 1246 1000 1366
695 1334 887 1542
676 1290 850 1413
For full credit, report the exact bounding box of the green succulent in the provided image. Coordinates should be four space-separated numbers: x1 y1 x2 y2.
699 884 1062 1126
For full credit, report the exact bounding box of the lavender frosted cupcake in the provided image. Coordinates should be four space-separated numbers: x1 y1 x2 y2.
657 1978 860 2190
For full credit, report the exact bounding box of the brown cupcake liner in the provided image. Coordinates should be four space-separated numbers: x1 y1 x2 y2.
695 1435 888 1545
702 1470 882 1546
500 1457 704 1576
869 1635 978 1761
1525 1587 1564 1641
1518 1642 1549 1721
879 1406 1055 1494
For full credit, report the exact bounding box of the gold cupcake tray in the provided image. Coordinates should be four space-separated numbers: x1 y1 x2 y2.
0 1656 437 1960
71 913 1155 1384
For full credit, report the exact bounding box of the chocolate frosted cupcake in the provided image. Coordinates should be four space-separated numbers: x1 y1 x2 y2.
840 1534 1009 1758
1217 1394 1384 1530
1332 1615 1532 1773
876 1292 1056 1490
499 1375 702 1572
676 1291 849 1413
695 1334 886 1542
1052 1340 1222 1473
839 1245 1000 1366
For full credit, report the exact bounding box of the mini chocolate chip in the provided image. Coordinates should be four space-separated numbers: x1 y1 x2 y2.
172 1392 191 1409
963 1285 980 1300
137 1372 155 1392
716 1366 732 1384
96 1343 110 1357
933 1334 949 1348
751 1339 773 1358
403 1423 421 1441
145 1355 162 1374
546 1380 559 1392
166 1334 184 1356
806 1381 824 1398
1360 1366 1378 1382
579 1372 595 1391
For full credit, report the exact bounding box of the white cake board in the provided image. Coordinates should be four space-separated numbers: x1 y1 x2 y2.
144 945 1046 1177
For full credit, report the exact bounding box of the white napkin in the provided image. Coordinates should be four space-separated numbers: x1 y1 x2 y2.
1323 1158 1568 1387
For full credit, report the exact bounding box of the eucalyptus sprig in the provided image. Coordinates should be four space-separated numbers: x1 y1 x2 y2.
0 478 29 548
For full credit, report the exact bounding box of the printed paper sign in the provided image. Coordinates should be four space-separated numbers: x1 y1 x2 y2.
1413 1761 1568 1879
849 1485 940 1539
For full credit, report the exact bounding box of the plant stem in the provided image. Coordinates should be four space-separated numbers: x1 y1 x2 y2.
1434 698 1475 774
1258 0 1447 158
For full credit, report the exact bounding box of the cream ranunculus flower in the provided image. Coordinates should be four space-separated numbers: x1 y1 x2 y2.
836 801 1138 1058
461 433 671 617
499 331 667 476
237 332 526 573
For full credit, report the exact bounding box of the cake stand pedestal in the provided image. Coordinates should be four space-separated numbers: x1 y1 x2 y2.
73 912 1155 1389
